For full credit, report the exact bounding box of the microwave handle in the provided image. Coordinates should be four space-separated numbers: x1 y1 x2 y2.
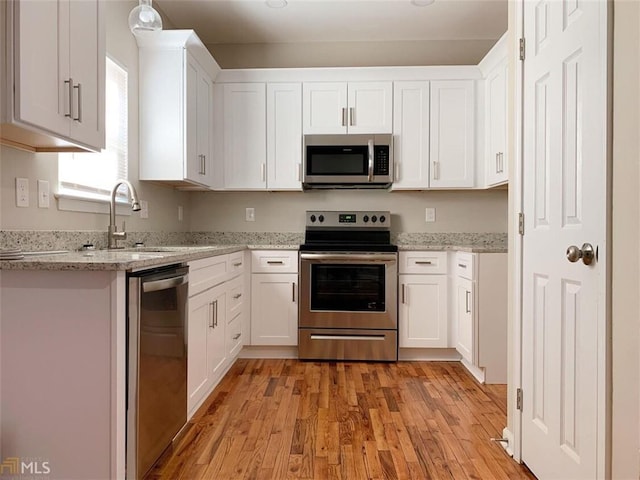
368 139 374 182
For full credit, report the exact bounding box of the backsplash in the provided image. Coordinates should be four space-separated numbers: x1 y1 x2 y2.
0 230 506 252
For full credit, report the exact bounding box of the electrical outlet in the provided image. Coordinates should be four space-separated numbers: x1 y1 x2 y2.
139 200 149 219
37 180 50 208
425 207 436 223
178 206 183 222
246 207 255 222
16 178 29 207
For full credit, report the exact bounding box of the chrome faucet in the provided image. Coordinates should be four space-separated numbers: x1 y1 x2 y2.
108 179 141 249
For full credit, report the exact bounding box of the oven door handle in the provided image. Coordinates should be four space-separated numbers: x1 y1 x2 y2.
300 252 397 263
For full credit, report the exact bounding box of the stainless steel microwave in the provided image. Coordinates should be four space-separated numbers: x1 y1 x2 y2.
303 134 393 189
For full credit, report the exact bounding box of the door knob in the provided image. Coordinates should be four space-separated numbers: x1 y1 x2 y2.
566 243 595 265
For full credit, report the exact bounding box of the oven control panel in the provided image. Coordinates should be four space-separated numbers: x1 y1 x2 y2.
306 211 391 228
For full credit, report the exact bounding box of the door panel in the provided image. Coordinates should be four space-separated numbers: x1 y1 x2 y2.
521 0 608 478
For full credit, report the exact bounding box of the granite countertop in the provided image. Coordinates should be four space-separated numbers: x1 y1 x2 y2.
397 244 507 253
0 245 247 271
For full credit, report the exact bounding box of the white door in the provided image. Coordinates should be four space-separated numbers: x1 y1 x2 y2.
521 0 608 478
250 273 298 346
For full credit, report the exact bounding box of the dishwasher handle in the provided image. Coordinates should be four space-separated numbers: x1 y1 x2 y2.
142 274 189 293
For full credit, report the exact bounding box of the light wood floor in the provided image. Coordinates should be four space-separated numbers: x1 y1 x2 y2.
146 359 536 480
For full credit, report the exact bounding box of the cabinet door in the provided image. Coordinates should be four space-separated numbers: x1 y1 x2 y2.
223 83 267 189
485 62 508 186
68 0 104 149
266 83 303 190
187 289 212 412
302 82 347 134
399 274 448 348
430 80 475 188
207 286 227 380
14 0 69 137
455 278 474 363
347 81 393 134
392 81 430 189
250 273 298 345
187 284 226 414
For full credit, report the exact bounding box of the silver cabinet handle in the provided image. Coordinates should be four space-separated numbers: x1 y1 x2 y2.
367 139 374 182
292 282 296 302
64 78 73 118
458 263 467 269
349 107 355 126
433 161 440 180
267 260 284 265
415 261 433 265
233 333 241 340
297 163 302 182
209 299 218 328
401 284 406 304
233 262 242 267
341 107 347 127
465 290 471 313
261 163 266 182
233 293 242 299
73 83 82 122
209 301 215 328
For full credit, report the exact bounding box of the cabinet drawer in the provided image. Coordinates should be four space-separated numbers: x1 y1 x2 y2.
189 254 228 296
227 251 245 278
455 252 475 280
227 313 243 358
227 275 244 321
251 250 298 273
399 251 448 274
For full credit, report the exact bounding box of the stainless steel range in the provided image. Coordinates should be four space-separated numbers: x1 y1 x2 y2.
298 210 398 361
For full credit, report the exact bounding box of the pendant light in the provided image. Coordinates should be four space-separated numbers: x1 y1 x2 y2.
129 0 163 36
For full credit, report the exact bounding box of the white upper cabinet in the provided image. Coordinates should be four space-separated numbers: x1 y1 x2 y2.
266 83 303 190
218 83 267 190
138 30 220 189
2 0 105 152
392 81 430 190
480 34 508 187
303 81 392 134
429 80 476 188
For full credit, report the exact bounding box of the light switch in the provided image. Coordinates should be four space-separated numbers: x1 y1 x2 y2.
37 180 50 208
425 207 436 223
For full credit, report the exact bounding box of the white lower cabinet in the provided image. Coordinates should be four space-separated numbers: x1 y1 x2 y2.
398 252 448 348
250 250 299 346
187 252 246 417
454 251 507 384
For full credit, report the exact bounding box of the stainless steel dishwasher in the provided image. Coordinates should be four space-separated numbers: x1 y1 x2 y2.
127 264 189 480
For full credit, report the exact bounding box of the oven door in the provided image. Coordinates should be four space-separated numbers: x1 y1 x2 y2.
299 252 397 330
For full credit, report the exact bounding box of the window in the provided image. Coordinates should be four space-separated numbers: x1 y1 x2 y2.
58 57 128 204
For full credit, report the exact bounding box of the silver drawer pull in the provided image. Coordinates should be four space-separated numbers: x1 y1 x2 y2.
233 262 242 267
458 263 467 268
267 260 285 265
415 261 433 265
233 333 241 340
233 293 242 299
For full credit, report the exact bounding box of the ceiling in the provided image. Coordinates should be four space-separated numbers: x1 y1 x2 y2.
153 0 508 68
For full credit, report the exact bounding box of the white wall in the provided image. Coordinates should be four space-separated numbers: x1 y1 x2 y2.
0 0 190 233
189 189 508 233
